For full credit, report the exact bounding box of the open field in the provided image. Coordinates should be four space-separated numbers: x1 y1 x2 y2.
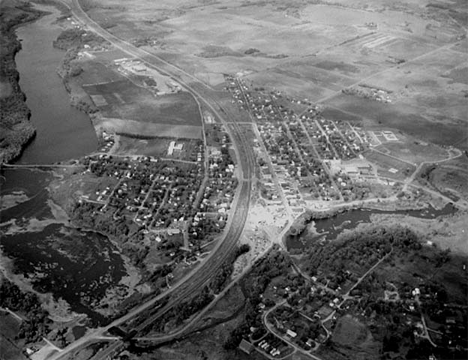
246 69 336 101
83 79 201 126
332 315 367 346
375 136 449 165
420 156 468 202
94 117 202 139
350 49 468 121
324 94 467 148
364 149 415 180
114 136 201 159
321 107 363 123
74 0 467 152
0 311 26 360
75 60 123 85
430 167 468 201
246 61 356 101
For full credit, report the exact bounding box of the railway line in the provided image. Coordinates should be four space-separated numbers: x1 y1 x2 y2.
47 1 257 359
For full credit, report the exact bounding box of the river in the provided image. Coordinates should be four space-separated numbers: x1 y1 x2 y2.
15 4 97 165
0 5 120 325
286 204 458 250
0 168 125 325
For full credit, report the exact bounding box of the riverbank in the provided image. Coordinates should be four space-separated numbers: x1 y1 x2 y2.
0 1 46 163
12 2 99 164
285 202 460 250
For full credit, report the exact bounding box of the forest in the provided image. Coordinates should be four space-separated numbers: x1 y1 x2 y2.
0 278 51 343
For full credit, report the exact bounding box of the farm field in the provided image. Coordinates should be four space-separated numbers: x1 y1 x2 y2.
83 79 201 126
324 94 467 148
94 117 202 139
4 0 465 358
75 0 467 152
75 60 123 85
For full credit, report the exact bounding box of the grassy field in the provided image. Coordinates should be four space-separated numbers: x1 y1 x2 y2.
424 159 468 202
318 314 380 360
0 311 26 360
95 117 202 139
115 136 201 159
332 315 368 347
325 94 466 147
75 60 123 85
364 150 415 180
75 0 467 153
377 137 449 165
246 69 336 101
84 79 201 126
321 107 363 123
277 61 357 90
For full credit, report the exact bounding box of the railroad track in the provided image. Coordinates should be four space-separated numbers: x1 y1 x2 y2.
133 191 250 334
48 1 257 359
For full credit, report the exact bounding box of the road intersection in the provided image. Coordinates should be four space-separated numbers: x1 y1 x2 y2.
46 0 257 359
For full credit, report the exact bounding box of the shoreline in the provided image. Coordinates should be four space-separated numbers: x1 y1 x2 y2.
0 0 90 165
0 2 48 163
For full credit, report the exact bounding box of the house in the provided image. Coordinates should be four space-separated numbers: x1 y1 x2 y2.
286 329 297 338
239 339 254 354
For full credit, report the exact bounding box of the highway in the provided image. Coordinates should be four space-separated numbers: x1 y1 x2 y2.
47 1 257 359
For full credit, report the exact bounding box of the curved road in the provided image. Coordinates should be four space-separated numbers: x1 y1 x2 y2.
48 1 257 359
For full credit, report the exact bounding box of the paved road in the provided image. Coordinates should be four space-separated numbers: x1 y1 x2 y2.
135 244 276 346
262 301 324 360
47 1 257 359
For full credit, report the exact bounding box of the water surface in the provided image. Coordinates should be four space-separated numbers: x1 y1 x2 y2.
287 204 457 249
0 169 124 325
15 5 97 164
